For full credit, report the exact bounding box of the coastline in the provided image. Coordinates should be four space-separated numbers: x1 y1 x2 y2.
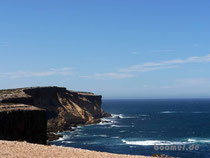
0 87 111 143
0 140 154 158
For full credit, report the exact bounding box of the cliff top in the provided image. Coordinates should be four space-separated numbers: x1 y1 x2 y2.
0 86 99 97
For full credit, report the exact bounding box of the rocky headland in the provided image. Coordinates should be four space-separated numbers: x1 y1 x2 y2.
0 86 111 144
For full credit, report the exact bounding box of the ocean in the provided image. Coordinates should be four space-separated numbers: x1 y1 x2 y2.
51 99 210 158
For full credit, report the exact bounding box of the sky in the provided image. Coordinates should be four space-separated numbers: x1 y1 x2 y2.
0 0 210 99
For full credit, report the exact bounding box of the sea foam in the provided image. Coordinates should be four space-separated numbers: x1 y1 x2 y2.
122 140 189 146
122 138 210 146
111 114 137 119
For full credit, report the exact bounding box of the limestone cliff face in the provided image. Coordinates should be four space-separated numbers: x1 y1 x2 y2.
0 87 110 133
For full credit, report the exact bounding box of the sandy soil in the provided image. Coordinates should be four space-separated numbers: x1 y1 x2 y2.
0 140 154 158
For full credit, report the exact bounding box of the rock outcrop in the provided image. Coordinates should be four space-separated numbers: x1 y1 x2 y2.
0 104 47 144
0 87 110 143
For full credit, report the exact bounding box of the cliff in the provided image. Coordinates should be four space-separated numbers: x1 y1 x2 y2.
0 104 47 144
0 87 110 143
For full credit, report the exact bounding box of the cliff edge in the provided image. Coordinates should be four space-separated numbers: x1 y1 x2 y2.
0 87 111 143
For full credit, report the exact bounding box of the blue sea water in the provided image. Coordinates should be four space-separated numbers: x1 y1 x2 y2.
51 99 210 158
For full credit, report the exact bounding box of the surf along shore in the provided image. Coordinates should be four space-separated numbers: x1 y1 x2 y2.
0 87 160 157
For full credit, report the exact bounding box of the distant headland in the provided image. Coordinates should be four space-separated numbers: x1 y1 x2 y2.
0 86 111 144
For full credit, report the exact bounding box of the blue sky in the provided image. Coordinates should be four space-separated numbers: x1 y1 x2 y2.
0 0 210 99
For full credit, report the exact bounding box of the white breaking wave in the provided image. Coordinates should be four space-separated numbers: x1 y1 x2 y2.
99 117 117 125
62 141 75 144
111 114 136 119
98 122 112 125
111 114 123 118
98 121 111 125
198 140 210 143
122 140 188 146
122 138 210 146
99 119 117 125
56 135 70 141
111 125 130 128
99 134 108 137
57 137 64 141
112 136 120 139
160 111 176 114
93 134 108 137
188 138 210 143
188 138 196 142
119 130 126 133
110 125 121 127
99 113 135 126
75 129 83 132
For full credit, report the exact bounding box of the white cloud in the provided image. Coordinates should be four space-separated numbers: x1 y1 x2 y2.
119 54 210 72
0 67 73 79
81 73 134 80
81 54 210 80
122 65 179 72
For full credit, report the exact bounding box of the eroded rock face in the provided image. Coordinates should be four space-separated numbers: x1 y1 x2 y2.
0 104 47 144
0 87 110 133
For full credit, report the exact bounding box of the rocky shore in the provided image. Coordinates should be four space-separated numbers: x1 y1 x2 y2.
0 87 167 158
0 86 111 144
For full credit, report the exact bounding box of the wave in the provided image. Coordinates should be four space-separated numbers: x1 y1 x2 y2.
111 114 136 119
160 111 185 114
119 130 126 133
62 141 75 144
139 114 149 117
98 122 113 125
99 118 117 125
99 113 135 125
112 136 120 139
99 113 136 126
110 125 121 128
160 111 176 114
57 137 64 141
93 134 108 137
56 135 71 141
74 129 83 132
188 138 196 142
188 138 210 143
122 138 210 146
111 125 130 128
192 112 207 114
122 140 187 146
99 134 108 137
